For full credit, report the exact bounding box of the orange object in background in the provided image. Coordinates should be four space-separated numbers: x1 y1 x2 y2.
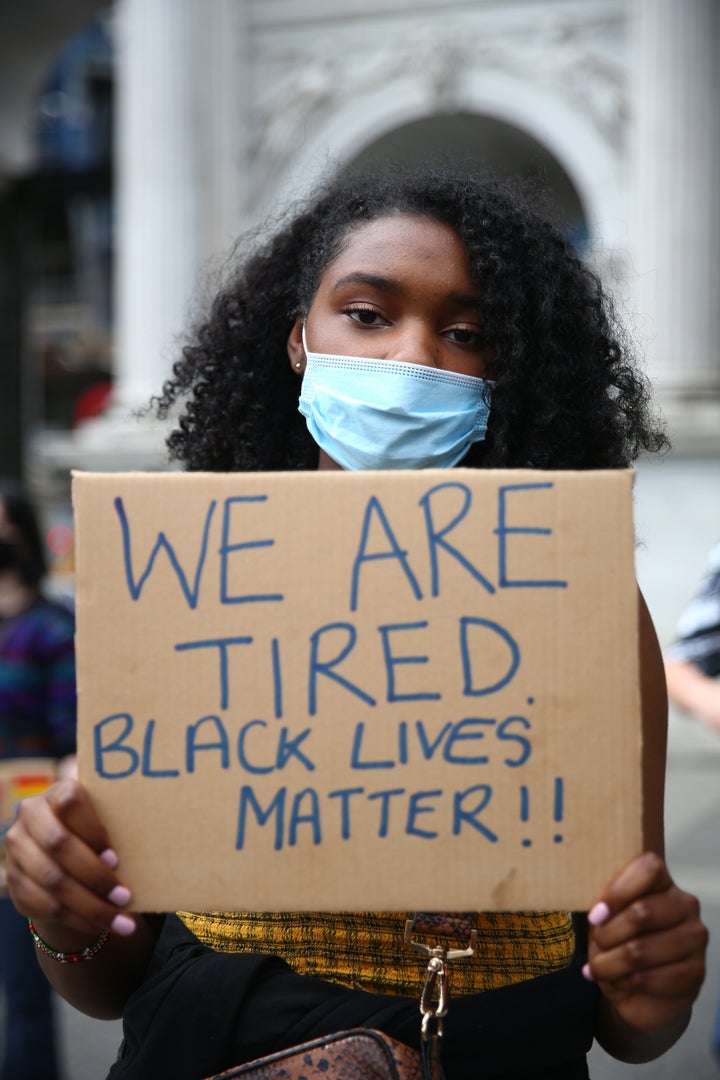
0 759 58 893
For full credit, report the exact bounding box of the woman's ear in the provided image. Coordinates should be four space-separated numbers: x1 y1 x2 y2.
287 318 305 375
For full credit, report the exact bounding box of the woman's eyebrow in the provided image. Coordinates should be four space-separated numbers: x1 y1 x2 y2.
332 271 401 293
448 291 484 310
332 273 483 310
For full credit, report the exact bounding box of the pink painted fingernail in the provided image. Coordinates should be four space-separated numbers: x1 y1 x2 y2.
110 913 136 936
588 901 611 926
107 884 132 907
582 962 595 982
99 848 119 869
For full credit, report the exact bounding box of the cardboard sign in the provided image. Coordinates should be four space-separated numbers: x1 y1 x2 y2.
73 469 641 912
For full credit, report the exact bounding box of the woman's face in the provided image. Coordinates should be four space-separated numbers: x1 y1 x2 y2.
290 212 489 375
287 213 491 469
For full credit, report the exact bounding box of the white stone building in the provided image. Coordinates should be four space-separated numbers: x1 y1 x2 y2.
1 0 719 488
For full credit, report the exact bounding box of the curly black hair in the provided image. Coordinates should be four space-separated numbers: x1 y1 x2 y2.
155 162 667 472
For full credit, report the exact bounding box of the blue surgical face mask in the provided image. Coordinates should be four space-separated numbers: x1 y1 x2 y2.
298 327 492 471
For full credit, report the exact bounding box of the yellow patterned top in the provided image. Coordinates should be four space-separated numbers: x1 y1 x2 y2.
176 911 574 995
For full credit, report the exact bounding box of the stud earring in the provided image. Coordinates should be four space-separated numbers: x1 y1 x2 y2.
295 361 303 370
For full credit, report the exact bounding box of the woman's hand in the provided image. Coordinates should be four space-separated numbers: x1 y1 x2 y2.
587 851 708 1061
5 778 135 938
4 779 162 1020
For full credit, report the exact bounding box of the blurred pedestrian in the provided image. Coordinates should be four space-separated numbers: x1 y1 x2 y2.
0 481 77 1080
665 541 720 734
665 540 720 1063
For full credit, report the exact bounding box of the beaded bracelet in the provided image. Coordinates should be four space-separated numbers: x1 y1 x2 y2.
28 919 110 964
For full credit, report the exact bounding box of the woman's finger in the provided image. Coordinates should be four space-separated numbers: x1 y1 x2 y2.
589 917 708 984
602 958 707 1001
590 885 701 952
45 779 113 854
589 852 673 926
8 863 136 937
6 862 122 936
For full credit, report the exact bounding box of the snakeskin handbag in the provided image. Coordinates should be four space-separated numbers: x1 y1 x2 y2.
205 1028 425 1080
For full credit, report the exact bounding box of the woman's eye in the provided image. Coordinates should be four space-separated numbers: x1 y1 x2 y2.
346 307 387 326
445 327 483 346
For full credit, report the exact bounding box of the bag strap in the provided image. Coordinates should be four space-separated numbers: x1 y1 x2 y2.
404 912 477 1080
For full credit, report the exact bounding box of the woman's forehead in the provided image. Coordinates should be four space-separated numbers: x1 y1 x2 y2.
322 212 472 283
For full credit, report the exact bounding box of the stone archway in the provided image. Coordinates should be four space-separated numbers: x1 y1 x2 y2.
260 66 624 276
343 111 588 250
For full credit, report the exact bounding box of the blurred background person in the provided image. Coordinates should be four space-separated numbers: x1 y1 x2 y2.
665 542 720 736
0 481 77 1080
665 542 720 1066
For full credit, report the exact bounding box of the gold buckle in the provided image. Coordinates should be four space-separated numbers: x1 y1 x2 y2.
404 920 477 1040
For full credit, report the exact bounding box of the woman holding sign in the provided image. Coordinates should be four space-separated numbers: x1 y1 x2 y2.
4 164 707 1079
